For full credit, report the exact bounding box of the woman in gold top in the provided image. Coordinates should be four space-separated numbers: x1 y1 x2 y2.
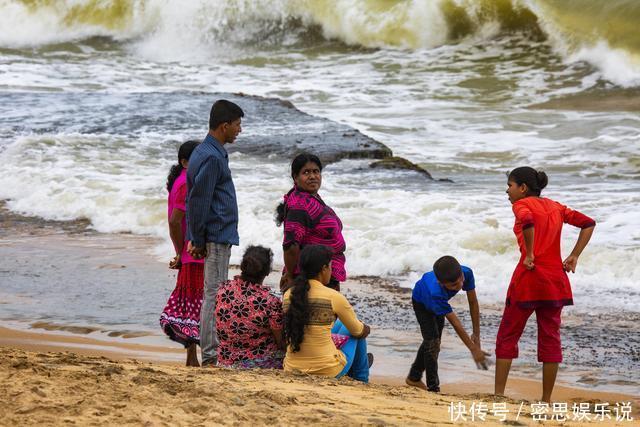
283 245 372 382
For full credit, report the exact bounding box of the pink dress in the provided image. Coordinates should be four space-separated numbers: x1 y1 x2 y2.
159 169 204 347
281 187 347 282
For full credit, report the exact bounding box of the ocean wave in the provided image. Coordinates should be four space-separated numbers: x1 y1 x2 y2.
0 0 541 49
1 129 639 310
2 1 640 85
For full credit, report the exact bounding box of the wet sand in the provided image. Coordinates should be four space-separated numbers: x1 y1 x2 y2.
0 326 183 363
3 226 638 396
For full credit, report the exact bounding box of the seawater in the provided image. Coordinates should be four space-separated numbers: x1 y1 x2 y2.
0 0 639 313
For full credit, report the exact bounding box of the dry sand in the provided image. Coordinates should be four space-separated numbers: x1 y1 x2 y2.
0 346 634 427
1 332 638 426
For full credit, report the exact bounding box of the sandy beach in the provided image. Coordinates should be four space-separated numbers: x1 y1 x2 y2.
1 343 638 426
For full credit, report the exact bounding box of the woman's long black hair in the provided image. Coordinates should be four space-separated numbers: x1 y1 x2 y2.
275 153 322 226
166 140 200 192
508 166 548 196
284 245 333 352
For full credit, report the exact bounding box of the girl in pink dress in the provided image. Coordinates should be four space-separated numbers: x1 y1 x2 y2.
160 141 204 367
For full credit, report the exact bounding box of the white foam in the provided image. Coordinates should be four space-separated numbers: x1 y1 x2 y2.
568 41 640 88
1 129 638 313
4 0 640 89
0 134 167 237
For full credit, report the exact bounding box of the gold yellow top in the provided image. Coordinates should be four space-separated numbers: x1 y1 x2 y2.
283 279 364 377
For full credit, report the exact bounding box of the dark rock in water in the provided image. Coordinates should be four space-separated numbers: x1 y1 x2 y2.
369 156 433 179
0 90 404 172
228 93 393 163
0 91 392 165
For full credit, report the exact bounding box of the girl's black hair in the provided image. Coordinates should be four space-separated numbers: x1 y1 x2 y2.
508 166 548 197
240 245 273 284
284 245 333 352
275 153 323 226
166 140 200 192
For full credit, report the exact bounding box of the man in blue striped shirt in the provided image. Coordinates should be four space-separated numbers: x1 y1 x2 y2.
186 99 244 366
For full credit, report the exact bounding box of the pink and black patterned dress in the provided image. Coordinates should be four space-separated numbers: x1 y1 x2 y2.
215 276 284 369
159 169 204 347
282 187 346 283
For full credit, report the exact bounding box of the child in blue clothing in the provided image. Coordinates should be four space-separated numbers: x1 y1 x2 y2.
406 256 488 392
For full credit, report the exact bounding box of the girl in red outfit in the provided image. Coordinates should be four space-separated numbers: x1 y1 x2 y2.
495 167 595 402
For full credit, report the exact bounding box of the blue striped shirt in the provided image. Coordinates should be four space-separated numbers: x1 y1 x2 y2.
186 134 239 247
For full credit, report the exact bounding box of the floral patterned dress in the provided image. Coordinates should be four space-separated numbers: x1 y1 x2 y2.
215 276 284 369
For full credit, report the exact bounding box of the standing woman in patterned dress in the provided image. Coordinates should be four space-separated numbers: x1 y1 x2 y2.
495 166 595 402
160 140 204 367
276 153 347 292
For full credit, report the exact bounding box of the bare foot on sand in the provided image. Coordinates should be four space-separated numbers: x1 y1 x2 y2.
405 377 427 391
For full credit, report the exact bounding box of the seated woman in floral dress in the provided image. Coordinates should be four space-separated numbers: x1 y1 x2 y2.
215 246 285 369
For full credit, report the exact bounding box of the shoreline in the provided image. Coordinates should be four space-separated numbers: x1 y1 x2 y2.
1 205 639 401
1 324 638 409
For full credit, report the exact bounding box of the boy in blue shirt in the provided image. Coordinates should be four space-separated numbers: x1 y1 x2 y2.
406 256 487 392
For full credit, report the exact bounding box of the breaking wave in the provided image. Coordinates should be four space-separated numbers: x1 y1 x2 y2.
1 0 640 86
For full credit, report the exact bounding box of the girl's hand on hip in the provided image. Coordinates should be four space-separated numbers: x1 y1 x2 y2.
523 255 535 270
563 255 578 273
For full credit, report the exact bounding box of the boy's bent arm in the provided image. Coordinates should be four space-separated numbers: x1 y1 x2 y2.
445 311 474 350
445 311 486 364
466 289 481 346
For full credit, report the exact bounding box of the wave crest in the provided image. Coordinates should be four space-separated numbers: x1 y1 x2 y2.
2 0 640 85
0 0 546 49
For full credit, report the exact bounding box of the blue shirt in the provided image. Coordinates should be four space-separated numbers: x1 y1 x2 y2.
411 266 475 316
186 134 239 247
